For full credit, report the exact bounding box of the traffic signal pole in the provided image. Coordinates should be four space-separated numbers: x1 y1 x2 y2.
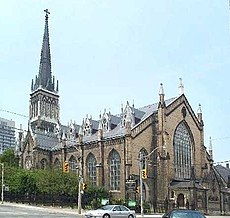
139 152 144 217
139 146 161 217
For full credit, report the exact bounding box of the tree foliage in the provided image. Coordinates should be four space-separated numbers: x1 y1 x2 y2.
0 148 19 168
0 149 110 207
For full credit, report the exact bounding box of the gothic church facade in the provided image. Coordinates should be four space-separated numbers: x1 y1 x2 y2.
19 11 230 213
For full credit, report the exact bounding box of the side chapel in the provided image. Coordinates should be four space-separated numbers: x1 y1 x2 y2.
18 10 230 213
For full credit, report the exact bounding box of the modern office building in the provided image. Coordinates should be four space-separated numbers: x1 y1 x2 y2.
0 117 16 154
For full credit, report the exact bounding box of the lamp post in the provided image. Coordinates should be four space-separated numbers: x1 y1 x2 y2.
1 163 4 204
139 152 144 217
139 146 161 217
70 142 83 215
77 154 83 214
69 143 83 215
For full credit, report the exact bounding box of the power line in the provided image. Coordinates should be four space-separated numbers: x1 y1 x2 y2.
0 108 28 118
1 107 230 147
211 136 230 141
214 160 230 165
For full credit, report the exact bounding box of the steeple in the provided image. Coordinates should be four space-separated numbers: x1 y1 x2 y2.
29 10 60 134
31 9 58 93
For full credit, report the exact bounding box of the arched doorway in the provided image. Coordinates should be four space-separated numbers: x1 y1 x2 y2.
177 193 185 208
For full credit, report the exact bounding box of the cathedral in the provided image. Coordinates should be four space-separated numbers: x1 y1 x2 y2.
19 10 230 213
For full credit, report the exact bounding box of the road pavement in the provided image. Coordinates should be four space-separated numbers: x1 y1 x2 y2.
0 202 230 218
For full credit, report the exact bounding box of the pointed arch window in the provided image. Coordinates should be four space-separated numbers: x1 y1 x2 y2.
173 122 192 179
53 158 61 170
139 148 148 169
69 156 77 172
109 150 121 191
41 158 48 170
87 154 97 186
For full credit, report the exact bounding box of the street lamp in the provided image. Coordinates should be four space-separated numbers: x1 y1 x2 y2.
77 154 83 214
57 123 84 214
69 141 83 215
139 146 166 217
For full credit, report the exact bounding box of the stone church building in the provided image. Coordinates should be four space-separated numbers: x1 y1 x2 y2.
19 11 230 213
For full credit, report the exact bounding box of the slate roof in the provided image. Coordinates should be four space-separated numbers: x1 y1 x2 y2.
214 164 230 184
170 180 205 190
33 130 59 151
33 97 177 151
138 97 176 121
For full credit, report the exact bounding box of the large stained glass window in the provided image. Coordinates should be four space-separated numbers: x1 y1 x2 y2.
174 122 192 179
87 153 97 186
109 150 121 191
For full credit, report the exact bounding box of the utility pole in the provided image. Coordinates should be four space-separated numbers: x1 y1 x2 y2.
139 147 161 217
139 152 144 217
78 155 83 214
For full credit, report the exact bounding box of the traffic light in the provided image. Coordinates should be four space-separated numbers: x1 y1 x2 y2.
141 168 147 179
63 161 69 173
82 183 87 190
136 186 140 193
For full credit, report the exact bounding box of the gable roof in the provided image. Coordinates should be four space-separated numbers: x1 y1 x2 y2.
31 95 191 151
214 164 230 184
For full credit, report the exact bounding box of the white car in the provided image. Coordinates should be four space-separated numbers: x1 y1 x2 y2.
85 204 136 218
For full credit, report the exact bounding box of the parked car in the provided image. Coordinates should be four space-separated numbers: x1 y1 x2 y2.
85 204 136 218
162 209 206 218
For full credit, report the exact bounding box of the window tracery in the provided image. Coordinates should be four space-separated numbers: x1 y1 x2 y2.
174 122 192 179
41 158 48 169
87 153 97 186
109 150 121 191
69 156 77 172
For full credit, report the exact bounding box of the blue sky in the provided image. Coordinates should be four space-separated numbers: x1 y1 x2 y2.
0 0 230 163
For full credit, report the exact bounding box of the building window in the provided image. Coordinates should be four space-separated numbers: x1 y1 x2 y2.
109 150 121 191
87 154 97 186
41 158 48 170
173 122 192 179
102 118 109 132
139 148 148 169
69 156 77 172
53 158 61 170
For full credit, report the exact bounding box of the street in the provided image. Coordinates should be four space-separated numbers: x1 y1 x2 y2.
0 203 82 218
0 203 230 218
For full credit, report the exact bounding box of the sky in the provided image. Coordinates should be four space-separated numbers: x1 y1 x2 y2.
0 0 230 163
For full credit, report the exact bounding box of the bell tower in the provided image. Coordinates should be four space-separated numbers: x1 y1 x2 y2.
29 9 59 133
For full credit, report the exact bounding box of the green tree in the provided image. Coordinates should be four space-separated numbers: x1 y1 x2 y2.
0 148 19 168
4 167 25 194
82 186 110 209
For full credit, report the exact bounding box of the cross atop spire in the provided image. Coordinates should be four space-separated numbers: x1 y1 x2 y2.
44 9 50 18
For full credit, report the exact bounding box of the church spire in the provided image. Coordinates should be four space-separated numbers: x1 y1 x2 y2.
29 10 60 134
31 9 57 93
39 9 52 91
